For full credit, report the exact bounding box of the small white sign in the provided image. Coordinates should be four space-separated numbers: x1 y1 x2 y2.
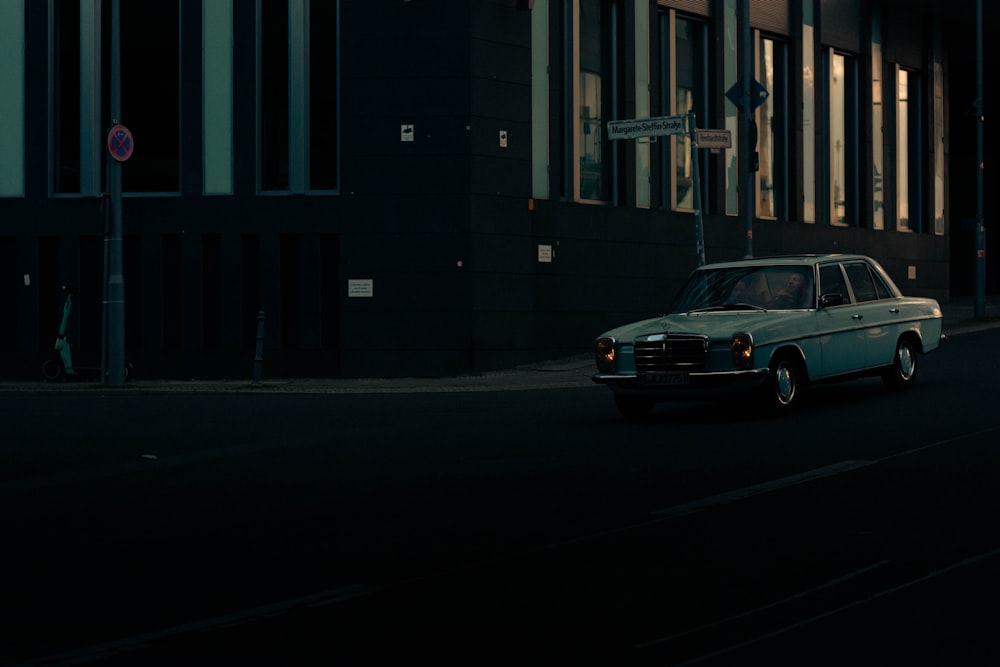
23 274 30 286
695 129 732 149
499 130 508 148
348 279 374 298
401 124 414 142
908 265 917 280
537 245 553 263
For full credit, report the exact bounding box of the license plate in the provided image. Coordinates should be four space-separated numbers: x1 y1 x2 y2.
639 372 690 386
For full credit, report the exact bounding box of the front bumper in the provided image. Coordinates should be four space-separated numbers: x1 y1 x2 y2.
593 368 769 397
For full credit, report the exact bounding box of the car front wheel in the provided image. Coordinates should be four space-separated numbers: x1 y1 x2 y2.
883 337 918 389
762 353 801 413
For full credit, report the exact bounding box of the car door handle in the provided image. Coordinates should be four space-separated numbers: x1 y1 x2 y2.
852 314 864 320
889 307 900 314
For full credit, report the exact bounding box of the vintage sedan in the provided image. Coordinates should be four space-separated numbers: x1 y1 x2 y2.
593 254 944 418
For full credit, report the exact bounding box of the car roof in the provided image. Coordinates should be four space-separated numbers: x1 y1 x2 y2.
696 254 871 270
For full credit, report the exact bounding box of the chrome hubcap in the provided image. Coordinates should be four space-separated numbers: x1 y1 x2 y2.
898 344 915 380
776 363 795 404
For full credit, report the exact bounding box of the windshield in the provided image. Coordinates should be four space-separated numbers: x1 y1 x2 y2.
669 265 815 313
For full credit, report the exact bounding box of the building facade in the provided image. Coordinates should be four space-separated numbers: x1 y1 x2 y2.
0 0 992 379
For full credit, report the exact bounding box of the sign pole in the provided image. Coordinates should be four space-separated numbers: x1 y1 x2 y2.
975 0 986 318
106 0 126 385
688 111 706 266
740 0 753 258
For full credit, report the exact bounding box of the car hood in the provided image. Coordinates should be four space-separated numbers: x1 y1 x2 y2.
598 310 812 344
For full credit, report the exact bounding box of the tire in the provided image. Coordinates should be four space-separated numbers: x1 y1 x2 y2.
883 337 918 389
762 352 801 413
614 394 655 420
41 357 63 381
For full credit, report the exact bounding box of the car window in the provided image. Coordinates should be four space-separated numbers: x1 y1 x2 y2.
871 269 892 299
844 262 879 302
819 265 847 301
761 267 813 309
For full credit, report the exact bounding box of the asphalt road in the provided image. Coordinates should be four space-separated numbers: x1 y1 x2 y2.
2 328 999 665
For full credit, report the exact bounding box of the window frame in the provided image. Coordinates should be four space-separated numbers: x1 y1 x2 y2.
824 47 859 227
570 0 616 204
258 0 340 195
755 31 789 220
895 64 923 233
660 10 709 213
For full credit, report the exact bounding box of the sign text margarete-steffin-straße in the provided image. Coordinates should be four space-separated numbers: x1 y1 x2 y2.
607 115 686 140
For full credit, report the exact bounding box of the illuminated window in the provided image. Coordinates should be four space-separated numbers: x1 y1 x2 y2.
573 0 613 202
757 35 788 219
896 66 923 232
827 49 857 226
871 11 884 229
661 12 708 211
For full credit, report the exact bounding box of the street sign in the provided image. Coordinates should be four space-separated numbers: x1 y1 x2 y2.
695 129 732 149
107 124 134 162
607 115 686 140
725 79 769 112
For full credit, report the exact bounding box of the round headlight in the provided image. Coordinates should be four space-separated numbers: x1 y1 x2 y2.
731 333 754 369
595 337 616 372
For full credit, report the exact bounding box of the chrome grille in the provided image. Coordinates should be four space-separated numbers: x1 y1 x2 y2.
634 336 707 372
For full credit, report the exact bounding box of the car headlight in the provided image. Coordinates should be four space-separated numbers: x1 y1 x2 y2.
731 333 754 369
595 337 616 372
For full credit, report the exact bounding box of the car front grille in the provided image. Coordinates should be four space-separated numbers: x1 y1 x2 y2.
634 336 708 372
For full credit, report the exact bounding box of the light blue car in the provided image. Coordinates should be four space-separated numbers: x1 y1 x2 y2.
593 254 945 418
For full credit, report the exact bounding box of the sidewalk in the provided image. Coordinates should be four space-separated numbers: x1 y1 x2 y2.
4 295 998 395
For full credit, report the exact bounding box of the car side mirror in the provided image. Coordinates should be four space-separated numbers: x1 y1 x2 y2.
819 292 844 308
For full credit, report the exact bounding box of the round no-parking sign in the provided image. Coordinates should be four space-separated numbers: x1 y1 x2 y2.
107 124 134 162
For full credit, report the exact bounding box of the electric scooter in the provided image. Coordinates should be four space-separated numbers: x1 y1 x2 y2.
41 284 129 381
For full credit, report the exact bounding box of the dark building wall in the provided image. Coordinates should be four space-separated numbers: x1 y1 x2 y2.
1 0 987 381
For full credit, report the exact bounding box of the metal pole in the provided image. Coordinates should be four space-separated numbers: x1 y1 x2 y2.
252 311 266 386
689 111 706 266
107 0 126 385
740 0 753 258
975 0 985 318
100 193 110 380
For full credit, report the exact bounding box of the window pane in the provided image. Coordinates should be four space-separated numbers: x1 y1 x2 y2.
845 263 877 302
309 1 338 191
261 0 290 191
674 17 704 210
897 68 909 230
758 36 786 219
204 0 234 195
578 0 607 201
0 0 23 196
121 1 180 193
819 265 846 299
896 69 910 230
54 0 81 194
831 53 846 225
801 9 815 222
871 12 884 229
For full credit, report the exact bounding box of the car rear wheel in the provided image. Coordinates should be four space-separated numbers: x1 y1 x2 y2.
883 337 918 389
762 352 801 413
614 394 655 419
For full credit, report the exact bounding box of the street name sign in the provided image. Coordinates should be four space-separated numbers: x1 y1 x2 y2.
695 129 732 149
607 115 686 140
